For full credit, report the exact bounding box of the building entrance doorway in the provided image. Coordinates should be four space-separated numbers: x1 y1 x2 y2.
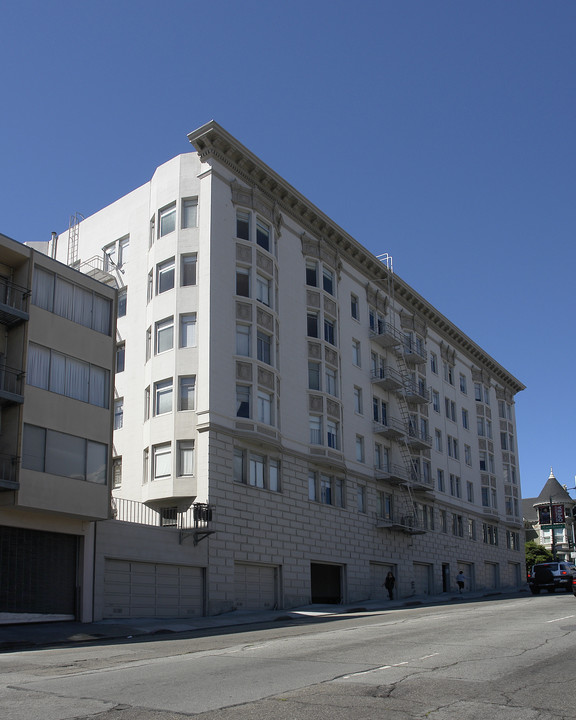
310 563 342 604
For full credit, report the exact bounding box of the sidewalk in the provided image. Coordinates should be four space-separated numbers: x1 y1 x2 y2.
0 589 525 652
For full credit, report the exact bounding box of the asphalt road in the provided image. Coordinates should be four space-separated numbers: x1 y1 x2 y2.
2 593 576 719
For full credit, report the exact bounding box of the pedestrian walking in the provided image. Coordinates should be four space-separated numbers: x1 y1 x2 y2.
383 571 396 600
456 570 467 593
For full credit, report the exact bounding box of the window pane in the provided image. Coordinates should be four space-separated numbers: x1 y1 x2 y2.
236 385 250 417
86 440 107 484
93 294 112 335
45 430 85 480
27 343 50 389
236 267 250 296
54 278 75 320
155 380 173 415
32 268 54 311
153 445 171 478
66 356 90 402
159 204 176 236
178 441 195 475
73 286 93 327
256 220 270 250
182 198 198 228
179 376 196 410
22 424 46 471
157 259 175 293
118 290 127 317
180 313 197 347
181 254 197 286
156 318 174 354
236 211 250 240
50 352 66 394
236 325 250 355
89 365 109 408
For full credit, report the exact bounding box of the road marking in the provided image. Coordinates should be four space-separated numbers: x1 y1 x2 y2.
546 615 575 623
341 654 439 679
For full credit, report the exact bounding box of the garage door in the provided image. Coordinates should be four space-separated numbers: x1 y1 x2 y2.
413 562 432 595
103 560 204 619
0 525 77 618
234 563 277 610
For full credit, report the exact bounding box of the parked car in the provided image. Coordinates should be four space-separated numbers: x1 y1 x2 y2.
528 562 576 594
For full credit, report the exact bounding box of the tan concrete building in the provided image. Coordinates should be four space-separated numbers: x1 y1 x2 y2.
0 233 116 623
41 121 525 619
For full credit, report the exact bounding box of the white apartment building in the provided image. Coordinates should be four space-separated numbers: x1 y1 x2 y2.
43 121 525 618
0 233 116 623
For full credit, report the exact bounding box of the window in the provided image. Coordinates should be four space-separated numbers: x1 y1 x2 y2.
352 339 361 366
179 376 196 411
181 254 197 286
306 261 318 287
236 210 250 240
147 271 153 302
144 386 150 421
257 331 272 364
440 509 448 533
235 448 280 491
482 523 498 546
375 444 389 471
22 424 107 484
180 313 197 348
103 242 116 271
155 317 174 354
154 379 173 415
143 448 149 484
112 457 122 488
153 443 171 479
149 217 155 248
27 343 110 408
181 198 198 228
447 436 459 459
444 363 454 385
309 473 344 507
464 444 472 466
32 269 112 336
257 391 273 425
351 294 359 320
462 408 469 429
452 514 464 537
118 237 129 267
308 361 321 390
236 385 250 418
236 324 250 356
118 289 127 318
310 416 322 445
459 374 467 394
357 485 366 513
450 474 461 498
468 519 476 541
445 398 456 422
430 353 438 374
145 327 152 361
435 429 443 452
256 274 271 306
354 386 363 414
159 203 176 237
114 398 124 430
327 420 339 449
178 441 195 476
432 390 440 413
467 480 474 502
116 344 125 373
323 317 335 345
325 367 337 396
378 491 393 520
256 219 270 251
356 435 365 463
307 312 319 338
322 268 334 295
157 258 175 294
437 469 445 492
236 267 250 296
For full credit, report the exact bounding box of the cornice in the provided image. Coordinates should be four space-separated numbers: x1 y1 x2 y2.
188 121 525 395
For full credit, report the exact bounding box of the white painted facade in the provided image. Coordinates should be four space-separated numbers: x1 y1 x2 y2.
46 122 525 617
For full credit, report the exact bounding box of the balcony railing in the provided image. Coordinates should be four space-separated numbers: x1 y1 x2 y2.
369 322 402 349
0 366 25 405
373 417 405 439
0 277 30 326
404 381 430 404
112 497 213 531
406 425 432 450
370 366 404 391
401 340 427 365
0 453 19 491
76 256 117 286
376 512 427 534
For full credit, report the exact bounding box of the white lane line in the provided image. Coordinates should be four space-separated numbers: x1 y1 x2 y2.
546 615 575 623
342 654 438 679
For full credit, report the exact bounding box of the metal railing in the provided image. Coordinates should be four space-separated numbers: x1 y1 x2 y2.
0 454 19 488
0 277 30 315
112 497 213 530
0 366 24 397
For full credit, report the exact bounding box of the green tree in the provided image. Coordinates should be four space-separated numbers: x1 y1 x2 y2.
525 540 554 573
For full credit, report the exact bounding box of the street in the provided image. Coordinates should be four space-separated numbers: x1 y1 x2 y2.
2 593 576 719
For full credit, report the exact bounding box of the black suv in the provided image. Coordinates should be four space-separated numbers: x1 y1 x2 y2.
528 562 576 594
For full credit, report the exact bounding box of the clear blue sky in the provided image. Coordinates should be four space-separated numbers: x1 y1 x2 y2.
1 1 575 499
